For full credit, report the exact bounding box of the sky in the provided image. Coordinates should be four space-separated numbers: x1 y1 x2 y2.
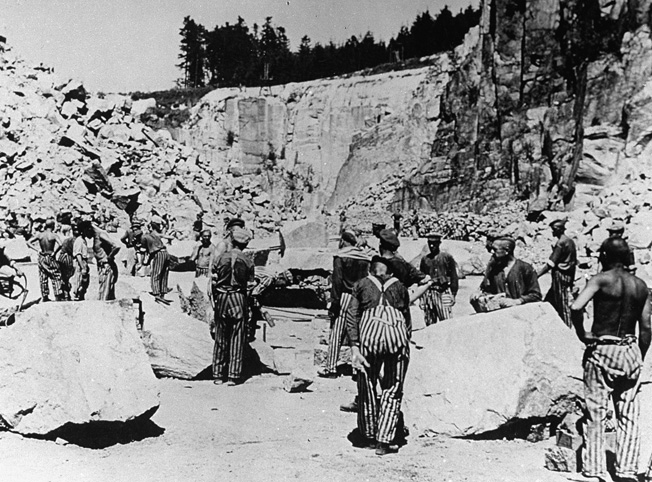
2 0 476 93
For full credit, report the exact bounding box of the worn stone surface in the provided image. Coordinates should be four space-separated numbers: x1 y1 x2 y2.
0 300 160 435
403 302 583 437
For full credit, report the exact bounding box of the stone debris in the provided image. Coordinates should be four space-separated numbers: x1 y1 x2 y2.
403 302 584 438
0 44 304 242
283 369 314 393
0 300 160 435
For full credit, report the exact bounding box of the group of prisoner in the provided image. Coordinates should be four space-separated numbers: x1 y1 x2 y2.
0 209 650 477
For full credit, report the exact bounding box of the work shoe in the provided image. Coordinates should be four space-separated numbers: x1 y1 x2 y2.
375 443 398 456
339 399 358 413
213 379 226 385
317 369 338 379
226 379 242 386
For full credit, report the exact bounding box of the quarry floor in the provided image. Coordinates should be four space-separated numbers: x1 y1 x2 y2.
0 264 588 482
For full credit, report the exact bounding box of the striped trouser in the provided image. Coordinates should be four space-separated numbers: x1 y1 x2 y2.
38 253 62 299
98 261 117 301
546 269 574 327
58 253 74 299
582 339 642 479
420 288 453 325
150 250 170 296
325 293 353 373
357 346 409 444
72 258 89 300
195 266 209 278
212 291 247 380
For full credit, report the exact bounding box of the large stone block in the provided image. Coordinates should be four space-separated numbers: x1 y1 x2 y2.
403 302 584 437
0 300 160 435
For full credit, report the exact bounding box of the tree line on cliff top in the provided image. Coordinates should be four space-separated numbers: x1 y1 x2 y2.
177 7 480 89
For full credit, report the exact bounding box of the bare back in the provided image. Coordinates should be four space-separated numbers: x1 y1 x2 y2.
38 231 59 254
592 268 649 337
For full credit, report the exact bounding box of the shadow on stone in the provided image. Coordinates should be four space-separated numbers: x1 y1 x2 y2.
460 416 559 441
41 408 164 449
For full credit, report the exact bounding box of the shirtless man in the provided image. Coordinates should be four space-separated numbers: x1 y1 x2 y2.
570 237 651 482
28 218 63 301
191 229 214 278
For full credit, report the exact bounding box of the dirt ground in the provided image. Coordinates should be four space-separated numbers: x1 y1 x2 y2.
0 259 607 482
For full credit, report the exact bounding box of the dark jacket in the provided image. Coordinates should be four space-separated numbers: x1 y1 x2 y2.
480 258 542 304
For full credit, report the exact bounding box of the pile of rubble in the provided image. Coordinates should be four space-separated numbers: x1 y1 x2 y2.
0 45 303 239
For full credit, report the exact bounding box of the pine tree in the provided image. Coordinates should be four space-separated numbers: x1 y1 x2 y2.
177 16 207 88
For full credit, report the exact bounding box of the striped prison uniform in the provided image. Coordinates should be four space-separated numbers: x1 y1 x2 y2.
38 252 62 299
545 234 577 327
420 250 458 325
195 266 209 277
142 232 169 297
357 345 409 444
72 236 89 300
211 248 255 382
325 247 370 374
58 237 75 301
149 250 170 296
97 260 117 301
325 293 353 373
420 288 453 325
582 336 642 480
347 275 411 445
546 269 574 328
212 291 247 380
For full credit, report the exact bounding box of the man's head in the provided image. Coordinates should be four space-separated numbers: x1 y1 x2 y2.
225 217 245 232
427 233 442 254
484 231 500 253
372 223 386 238
231 226 252 249
599 236 631 269
370 255 393 282
200 229 212 245
378 228 400 254
492 237 516 262
150 215 163 232
607 219 625 238
549 219 566 237
44 218 55 231
340 229 357 249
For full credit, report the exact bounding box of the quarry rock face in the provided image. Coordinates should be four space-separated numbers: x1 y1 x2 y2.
403 302 584 437
0 300 160 435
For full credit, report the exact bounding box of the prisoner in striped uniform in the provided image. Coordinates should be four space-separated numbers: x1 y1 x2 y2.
210 226 254 386
570 237 651 481
190 230 214 278
81 220 120 301
141 216 170 302
72 223 90 301
319 230 370 378
347 256 411 456
538 219 576 327
477 237 542 309
57 234 75 301
419 233 458 325
28 218 63 301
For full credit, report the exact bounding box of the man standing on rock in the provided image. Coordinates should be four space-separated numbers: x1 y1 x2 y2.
141 216 171 303
80 220 120 301
193 212 204 241
392 212 403 236
57 228 75 301
347 256 411 456
419 233 458 324
478 237 541 309
121 218 144 276
570 237 650 482
211 226 255 386
72 222 89 301
319 229 370 378
191 229 214 278
28 218 63 302
537 219 577 327
607 219 636 272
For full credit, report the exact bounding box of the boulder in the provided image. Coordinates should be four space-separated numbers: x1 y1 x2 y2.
628 211 652 249
282 221 329 248
177 281 212 324
140 298 213 379
0 300 160 435
403 302 584 437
